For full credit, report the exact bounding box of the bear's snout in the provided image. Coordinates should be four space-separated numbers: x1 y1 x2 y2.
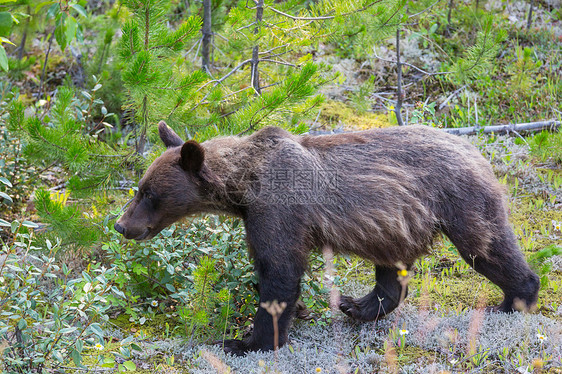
114 222 125 235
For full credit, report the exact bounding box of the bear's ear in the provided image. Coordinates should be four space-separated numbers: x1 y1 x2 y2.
158 121 184 148
180 140 205 173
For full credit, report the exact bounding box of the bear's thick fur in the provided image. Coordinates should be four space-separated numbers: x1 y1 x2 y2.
115 122 540 356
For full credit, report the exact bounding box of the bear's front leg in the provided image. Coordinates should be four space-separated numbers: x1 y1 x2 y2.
220 258 304 355
219 213 308 356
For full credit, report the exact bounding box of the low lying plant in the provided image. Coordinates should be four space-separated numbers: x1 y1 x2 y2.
0 220 124 372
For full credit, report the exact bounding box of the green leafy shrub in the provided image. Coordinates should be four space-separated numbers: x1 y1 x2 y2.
102 216 257 341
0 222 121 372
102 214 337 342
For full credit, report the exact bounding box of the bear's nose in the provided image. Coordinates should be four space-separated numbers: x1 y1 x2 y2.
114 222 125 235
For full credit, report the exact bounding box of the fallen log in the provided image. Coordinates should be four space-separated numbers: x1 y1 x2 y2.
306 120 561 136
441 120 560 136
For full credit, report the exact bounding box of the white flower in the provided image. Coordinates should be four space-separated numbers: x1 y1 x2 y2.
537 333 547 343
94 343 104 351
552 220 561 232
151 300 158 307
449 359 458 365
399 329 409 336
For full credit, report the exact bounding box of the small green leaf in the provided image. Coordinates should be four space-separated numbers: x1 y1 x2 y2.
101 355 115 367
0 12 12 37
10 220 18 233
0 44 8 72
166 263 174 275
0 36 15 45
89 323 104 338
165 283 176 292
123 361 136 371
60 327 78 334
65 15 77 46
22 220 39 228
0 191 12 203
0 218 10 227
75 339 84 353
0 177 11 187
35 1 56 14
54 13 67 50
71 348 82 367
70 3 87 18
52 350 64 363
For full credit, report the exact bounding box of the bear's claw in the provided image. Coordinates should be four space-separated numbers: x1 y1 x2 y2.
216 339 250 356
339 295 362 320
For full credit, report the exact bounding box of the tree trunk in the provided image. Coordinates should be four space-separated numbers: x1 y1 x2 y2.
38 31 55 98
526 0 535 31
251 0 264 94
395 28 405 126
201 0 212 72
446 0 454 35
16 6 31 60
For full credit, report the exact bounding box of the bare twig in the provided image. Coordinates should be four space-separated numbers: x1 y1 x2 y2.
38 31 55 98
260 58 297 67
184 37 202 57
408 0 442 19
268 1 381 21
438 84 467 110
373 46 449 76
189 59 253 111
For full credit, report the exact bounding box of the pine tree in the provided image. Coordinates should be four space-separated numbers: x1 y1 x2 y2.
118 0 204 154
181 0 408 140
7 85 125 246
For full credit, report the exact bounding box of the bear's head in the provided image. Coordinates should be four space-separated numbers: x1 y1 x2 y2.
114 121 209 240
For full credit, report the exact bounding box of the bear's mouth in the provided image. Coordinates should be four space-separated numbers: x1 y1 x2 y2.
133 229 157 241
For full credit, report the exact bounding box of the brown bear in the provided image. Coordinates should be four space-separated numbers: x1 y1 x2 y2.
114 121 540 356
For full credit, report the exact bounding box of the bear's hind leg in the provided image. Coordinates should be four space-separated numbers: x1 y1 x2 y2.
449 224 539 312
339 265 408 321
